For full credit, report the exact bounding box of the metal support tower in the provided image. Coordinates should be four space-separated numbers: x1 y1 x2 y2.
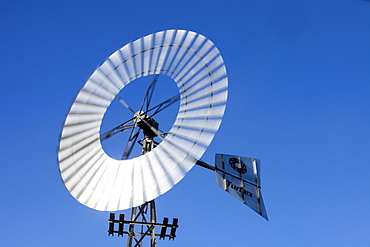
108 118 178 246
127 136 156 247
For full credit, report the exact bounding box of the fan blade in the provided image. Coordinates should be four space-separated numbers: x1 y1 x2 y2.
58 29 228 211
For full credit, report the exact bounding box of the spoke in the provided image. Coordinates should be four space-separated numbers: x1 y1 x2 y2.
100 124 135 141
139 74 159 113
122 125 141 160
157 129 169 138
146 94 180 117
115 94 136 114
100 117 135 141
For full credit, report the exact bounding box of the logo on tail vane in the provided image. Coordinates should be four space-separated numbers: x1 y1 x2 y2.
214 153 268 220
228 157 247 174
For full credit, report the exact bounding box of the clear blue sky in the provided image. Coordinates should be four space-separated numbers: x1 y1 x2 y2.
1 0 370 246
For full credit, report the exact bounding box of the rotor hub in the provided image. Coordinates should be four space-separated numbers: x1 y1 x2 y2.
134 111 159 138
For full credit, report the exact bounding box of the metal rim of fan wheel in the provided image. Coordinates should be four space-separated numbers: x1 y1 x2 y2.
58 29 228 211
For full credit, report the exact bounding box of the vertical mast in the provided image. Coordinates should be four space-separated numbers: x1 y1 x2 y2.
126 116 158 247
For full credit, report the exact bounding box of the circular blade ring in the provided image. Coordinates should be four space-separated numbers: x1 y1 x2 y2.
58 29 228 211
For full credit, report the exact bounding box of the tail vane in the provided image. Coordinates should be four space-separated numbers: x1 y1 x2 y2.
215 154 268 220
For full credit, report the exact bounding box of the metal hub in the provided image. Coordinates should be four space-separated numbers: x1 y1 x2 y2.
134 111 159 139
